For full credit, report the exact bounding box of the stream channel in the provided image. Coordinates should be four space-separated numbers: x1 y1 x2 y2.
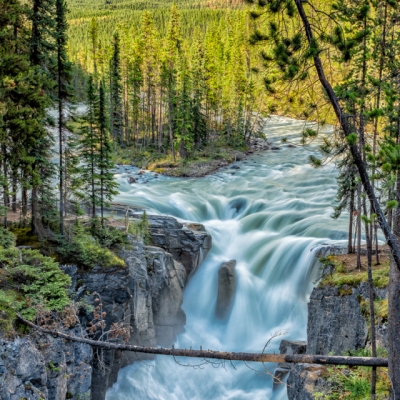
106 116 349 400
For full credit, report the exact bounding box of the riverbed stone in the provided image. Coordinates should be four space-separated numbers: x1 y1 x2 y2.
215 260 237 320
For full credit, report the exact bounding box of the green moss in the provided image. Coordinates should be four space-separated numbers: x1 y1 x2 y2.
319 255 389 290
360 298 388 324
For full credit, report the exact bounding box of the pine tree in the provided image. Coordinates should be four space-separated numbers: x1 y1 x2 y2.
55 0 73 235
78 76 99 218
98 81 118 226
110 31 123 144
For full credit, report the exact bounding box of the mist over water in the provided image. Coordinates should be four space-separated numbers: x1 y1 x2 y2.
107 116 348 400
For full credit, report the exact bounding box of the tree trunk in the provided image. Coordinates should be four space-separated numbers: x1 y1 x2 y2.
16 314 390 368
348 186 354 253
293 3 400 395
294 0 400 270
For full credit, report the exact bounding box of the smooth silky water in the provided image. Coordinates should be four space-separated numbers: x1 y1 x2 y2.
106 116 348 400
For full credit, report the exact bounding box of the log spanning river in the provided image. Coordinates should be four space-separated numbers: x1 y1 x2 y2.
107 116 348 399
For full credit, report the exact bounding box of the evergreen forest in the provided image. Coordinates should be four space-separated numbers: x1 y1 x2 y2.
2 0 400 399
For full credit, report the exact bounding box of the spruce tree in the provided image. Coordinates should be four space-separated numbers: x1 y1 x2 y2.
110 31 123 144
98 81 118 226
55 0 73 235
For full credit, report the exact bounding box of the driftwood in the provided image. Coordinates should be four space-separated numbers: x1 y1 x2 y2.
18 314 388 368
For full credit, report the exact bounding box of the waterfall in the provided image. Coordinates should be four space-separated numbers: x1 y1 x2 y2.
107 116 348 400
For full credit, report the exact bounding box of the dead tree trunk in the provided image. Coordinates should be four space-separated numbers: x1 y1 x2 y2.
18 315 388 368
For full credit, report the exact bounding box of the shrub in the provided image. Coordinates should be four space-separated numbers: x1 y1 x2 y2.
56 221 125 270
0 248 72 332
129 211 151 245
90 220 129 248
0 227 16 248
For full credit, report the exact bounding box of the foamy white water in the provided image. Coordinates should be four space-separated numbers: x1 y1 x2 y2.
106 116 348 400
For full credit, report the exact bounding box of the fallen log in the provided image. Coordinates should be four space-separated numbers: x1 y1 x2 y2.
18 314 388 368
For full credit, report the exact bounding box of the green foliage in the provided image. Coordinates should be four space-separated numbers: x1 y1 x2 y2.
90 219 129 248
129 211 151 244
0 247 72 332
315 347 390 399
346 133 358 146
0 228 16 249
319 255 389 289
55 221 125 269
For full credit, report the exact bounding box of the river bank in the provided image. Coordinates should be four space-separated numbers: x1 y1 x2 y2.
115 137 293 178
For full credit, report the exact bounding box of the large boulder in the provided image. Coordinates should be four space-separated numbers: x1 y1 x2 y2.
215 260 237 320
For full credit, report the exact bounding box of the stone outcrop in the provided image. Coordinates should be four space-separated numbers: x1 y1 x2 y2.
287 364 330 400
0 214 211 400
273 340 307 389
215 260 237 320
286 281 388 400
147 215 212 278
0 331 92 400
307 286 368 355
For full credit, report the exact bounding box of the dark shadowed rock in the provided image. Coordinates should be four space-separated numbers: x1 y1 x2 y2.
128 177 136 184
273 340 307 389
271 147 281 150
215 260 237 320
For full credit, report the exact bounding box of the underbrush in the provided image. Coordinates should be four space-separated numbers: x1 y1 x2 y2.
51 220 126 270
115 142 246 176
314 348 390 400
0 247 71 333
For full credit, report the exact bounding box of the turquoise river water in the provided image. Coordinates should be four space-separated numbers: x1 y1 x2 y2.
106 116 349 400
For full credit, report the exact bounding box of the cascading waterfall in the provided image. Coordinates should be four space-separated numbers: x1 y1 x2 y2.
107 116 349 400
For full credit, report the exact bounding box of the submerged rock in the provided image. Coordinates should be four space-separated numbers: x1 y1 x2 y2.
215 260 237 320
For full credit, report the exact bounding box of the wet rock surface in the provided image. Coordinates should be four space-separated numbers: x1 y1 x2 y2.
145 215 212 279
215 260 237 320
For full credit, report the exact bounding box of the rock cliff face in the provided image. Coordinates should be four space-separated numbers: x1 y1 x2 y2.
0 330 93 400
0 215 211 400
286 282 388 400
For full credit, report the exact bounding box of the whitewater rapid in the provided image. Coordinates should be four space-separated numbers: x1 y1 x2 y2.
107 116 348 400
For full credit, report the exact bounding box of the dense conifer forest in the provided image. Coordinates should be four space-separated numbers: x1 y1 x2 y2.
2 0 400 398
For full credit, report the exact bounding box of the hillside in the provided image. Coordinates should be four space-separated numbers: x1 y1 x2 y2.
67 0 243 19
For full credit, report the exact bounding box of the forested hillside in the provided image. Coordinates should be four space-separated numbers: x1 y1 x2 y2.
2 0 400 399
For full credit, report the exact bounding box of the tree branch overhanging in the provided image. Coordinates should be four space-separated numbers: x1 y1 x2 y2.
18 314 388 368
294 0 400 271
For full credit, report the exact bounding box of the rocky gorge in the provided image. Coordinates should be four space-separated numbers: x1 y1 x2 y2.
277 267 389 399
0 215 211 400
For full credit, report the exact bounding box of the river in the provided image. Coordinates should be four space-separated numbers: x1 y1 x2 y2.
106 116 349 400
